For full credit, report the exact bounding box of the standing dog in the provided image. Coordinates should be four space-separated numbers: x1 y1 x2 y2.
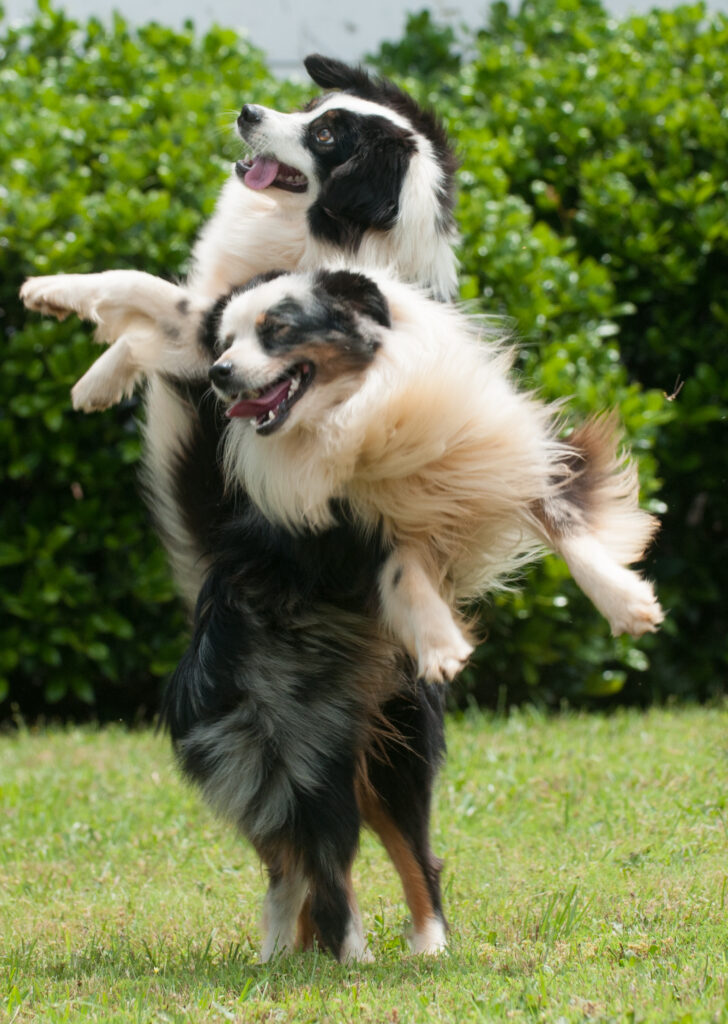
21 56 463 960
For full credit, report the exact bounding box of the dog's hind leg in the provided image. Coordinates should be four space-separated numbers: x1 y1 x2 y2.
550 531 664 637
359 683 448 954
305 862 372 964
260 857 310 962
292 761 373 963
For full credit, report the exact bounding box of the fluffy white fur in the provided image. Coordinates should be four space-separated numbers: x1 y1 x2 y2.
212 271 664 681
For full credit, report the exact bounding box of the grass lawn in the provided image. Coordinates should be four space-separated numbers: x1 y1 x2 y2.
1 704 727 1023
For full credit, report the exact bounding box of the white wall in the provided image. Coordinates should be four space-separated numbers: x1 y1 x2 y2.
4 0 727 72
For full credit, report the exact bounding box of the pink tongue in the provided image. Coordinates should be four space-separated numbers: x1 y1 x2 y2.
244 156 280 190
226 378 291 420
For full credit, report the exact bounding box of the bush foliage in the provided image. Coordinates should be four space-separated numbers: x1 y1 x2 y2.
1 0 725 717
0 2 307 717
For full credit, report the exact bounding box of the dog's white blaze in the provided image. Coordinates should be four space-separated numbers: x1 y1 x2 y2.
219 274 313 343
313 93 415 132
215 331 275 391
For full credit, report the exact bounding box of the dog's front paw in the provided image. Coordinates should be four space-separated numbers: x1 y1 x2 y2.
20 276 79 320
71 342 138 412
417 627 473 684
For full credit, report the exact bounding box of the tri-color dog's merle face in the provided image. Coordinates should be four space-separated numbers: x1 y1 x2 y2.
234 54 456 250
208 269 390 437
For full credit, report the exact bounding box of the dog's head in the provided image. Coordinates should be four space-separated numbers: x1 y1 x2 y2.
208 269 390 436
235 55 457 259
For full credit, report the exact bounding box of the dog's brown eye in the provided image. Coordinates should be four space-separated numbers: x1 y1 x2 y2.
316 126 334 145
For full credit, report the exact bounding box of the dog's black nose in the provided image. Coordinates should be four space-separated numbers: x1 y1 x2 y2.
209 361 235 387
239 104 263 125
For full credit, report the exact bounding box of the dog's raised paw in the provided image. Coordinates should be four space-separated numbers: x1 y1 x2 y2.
20 277 76 320
71 341 138 412
71 372 125 413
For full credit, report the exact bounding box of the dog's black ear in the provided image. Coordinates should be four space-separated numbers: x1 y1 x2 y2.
316 270 391 329
304 54 372 93
309 123 416 249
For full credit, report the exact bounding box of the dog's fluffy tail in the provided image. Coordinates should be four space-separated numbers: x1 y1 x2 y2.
543 414 659 565
537 415 663 637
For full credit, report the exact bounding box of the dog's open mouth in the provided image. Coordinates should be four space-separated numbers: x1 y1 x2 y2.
236 156 309 194
225 362 315 434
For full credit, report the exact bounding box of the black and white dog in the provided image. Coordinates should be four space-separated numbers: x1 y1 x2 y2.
21 57 463 960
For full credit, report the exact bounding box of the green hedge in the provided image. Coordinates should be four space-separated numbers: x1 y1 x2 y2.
1 0 724 717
